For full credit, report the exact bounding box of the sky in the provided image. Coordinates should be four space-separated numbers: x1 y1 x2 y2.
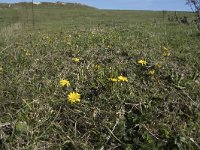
0 0 191 11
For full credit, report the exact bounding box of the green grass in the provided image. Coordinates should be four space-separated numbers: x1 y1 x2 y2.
0 9 20 30
0 3 200 149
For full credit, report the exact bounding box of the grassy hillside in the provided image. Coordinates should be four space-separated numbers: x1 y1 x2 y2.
0 2 200 150
0 8 20 30
0 2 193 30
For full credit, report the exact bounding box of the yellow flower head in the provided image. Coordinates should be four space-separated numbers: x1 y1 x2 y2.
118 76 128 82
72 57 80 62
163 47 169 51
148 69 155 75
108 78 118 82
67 92 81 104
25 52 31 56
60 79 70 87
155 63 162 68
163 51 170 57
137 60 147 66
107 45 112 49
95 65 101 69
0 67 3 72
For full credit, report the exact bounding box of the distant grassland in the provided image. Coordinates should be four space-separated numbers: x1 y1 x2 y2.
0 3 199 150
0 2 193 31
0 8 20 30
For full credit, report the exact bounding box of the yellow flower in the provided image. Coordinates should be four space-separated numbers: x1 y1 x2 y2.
25 52 31 56
163 47 169 51
118 76 128 82
155 63 162 68
67 92 80 104
148 69 155 75
0 67 3 72
95 65 101 69
163 51 170 57
60 79 70 87
108 78 118 82
72 57 80 62
137 60 147 66
107 45 112 49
